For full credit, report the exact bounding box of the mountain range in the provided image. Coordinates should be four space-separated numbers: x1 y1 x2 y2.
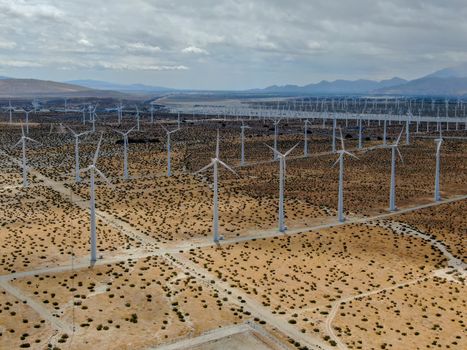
65 79 175 93
0 79 125 98
254 63 467 96
254 77 408 94
1 64 467 97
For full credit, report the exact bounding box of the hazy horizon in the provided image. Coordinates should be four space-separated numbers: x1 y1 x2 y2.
0 0 466 90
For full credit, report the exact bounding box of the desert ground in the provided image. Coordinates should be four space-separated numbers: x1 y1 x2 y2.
0 106 465 350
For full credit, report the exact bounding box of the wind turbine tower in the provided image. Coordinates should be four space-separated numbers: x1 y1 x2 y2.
333 128 358 222
388 128 404 211
240 121 250 166
65 125 91 183
195 130 237 242
434 134 443 202
266 143 300 231
159 124 180 177
114 126 136 180
14 125 40 188
82 134 113 263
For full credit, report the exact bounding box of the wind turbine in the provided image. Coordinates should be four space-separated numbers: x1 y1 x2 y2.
240 121 250 166
273 119 281 160
90 108 97 133
116 102 124 123
332 117 337 153
114 126 136 180
81 133 113 263
14 125 40 188
303 119 309 156
383 119 387 146
387 128 404 211
434 132 443 202
358 118 363 149
150 103 155 124
64 125 91 183
80 106 87 124
7 100 14 124
24 109 34 134
195 130 237 243
265 142 300 232
135 106 141 131
159 123 180 177
332 128 358 222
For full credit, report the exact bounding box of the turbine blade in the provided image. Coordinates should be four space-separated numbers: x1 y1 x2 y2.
339 127 345 150
343 150 359 159
158 123 168 133
194 160 215 174
216 129 220 158
396 147 404 163
25 137 41 145
218 159 238 176
95 168 114 188
93 133 103 165
64 125 77 136
80 166 91 173
284 142 300 157
331 155 341 168
264 143 284 158
395 127 404 145
436 139 443 154
13 138 23 148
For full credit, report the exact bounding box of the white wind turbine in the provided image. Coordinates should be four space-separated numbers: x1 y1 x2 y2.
114 126 136 180
115 102 124 124
383 119 387 146
81 133 113 263
303 119 310 156
80 106 87 124
265 142 300 232
135 106 141 131
240 121 251 166
332 128 358 222
14 125 40 188
90 109 97 133
24 109 34 134
7 100 14 124
159 123 180 177
387 128 404 211
434 132 443 202
358 118 363 149
195 130 237 242
150 103 155 124
332 117 337 153
64 125 91 183
273 118 281 160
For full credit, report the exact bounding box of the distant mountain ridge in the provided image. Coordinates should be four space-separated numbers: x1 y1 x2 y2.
0 78 125 98
2 63 467 97
253 77 408 94
375 76 467 96
66 79 175 93
375 63 467 96
252 63 467 96
424 63 467 79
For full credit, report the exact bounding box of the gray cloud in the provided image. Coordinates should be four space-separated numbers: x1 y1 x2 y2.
0 0 465 89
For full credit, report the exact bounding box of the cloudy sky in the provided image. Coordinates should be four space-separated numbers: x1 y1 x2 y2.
0 0 466 90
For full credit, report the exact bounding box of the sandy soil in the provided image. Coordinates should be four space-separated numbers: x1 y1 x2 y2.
333 277 466 349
